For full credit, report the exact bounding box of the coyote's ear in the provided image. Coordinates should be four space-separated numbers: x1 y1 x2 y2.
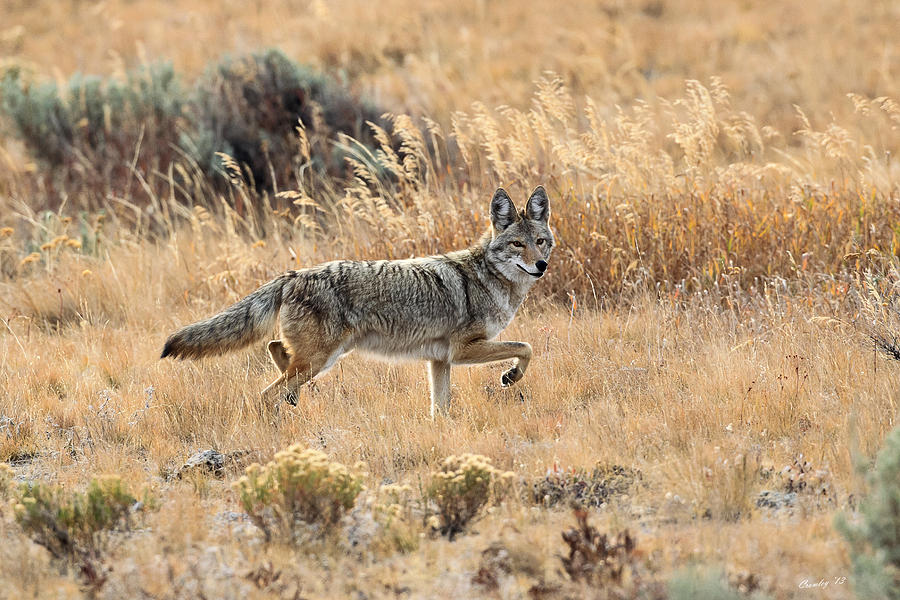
525 186 550 222
490 188 517 232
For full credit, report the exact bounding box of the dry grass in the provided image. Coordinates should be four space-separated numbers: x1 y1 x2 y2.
0 222 895 597
1 0 899 598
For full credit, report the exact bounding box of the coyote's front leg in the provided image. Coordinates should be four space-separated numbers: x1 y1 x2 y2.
428 360 452 418
452 339 533 388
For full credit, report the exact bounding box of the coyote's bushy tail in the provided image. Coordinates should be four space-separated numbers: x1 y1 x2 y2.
161 274 291 360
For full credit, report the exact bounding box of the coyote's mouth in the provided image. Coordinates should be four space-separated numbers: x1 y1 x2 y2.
517 264 544 278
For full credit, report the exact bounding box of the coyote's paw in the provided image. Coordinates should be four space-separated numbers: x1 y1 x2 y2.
501 366 524 387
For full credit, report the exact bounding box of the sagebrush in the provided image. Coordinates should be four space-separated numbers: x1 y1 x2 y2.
427 453 514 540
234 444 365 542
837 426 900 599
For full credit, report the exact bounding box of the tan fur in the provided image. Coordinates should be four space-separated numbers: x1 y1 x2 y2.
161 186 555 416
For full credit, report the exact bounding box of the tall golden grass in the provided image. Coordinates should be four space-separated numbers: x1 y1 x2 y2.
3 75 899 302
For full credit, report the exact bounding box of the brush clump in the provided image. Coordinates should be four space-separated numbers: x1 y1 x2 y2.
427 453 515 540
233 444 365 543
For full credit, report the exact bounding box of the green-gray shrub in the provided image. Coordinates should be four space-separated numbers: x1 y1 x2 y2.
11 475 151 593
185 48 382 191
13 475 144 562
837 426 900 599
0 49 384 212
0 63 183 169
668 568 770 600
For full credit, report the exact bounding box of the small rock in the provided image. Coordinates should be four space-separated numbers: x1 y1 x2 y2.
172 449 251 480
344 507 378 551
214 511 251 524
756 490 797 511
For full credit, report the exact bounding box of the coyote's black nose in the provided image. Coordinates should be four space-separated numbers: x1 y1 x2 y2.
536 260 547 273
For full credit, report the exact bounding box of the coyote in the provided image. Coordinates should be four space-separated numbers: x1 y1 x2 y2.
161 186 554 416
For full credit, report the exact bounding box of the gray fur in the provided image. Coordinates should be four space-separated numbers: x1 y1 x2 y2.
161 186 555 416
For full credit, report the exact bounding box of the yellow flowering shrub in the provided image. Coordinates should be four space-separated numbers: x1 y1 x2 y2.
9 475 150 592
427 453 515 540
13 475 141 562
373 482 419 553
234 444 365 542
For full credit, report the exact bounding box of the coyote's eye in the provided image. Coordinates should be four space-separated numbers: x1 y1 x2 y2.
510 241 525 248
536 238 546 246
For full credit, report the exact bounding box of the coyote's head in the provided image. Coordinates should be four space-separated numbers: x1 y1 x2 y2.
485 186 555 284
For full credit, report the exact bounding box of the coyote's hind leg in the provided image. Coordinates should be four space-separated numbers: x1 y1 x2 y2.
260 335 344 406
261 356 322 406
267 340 291 372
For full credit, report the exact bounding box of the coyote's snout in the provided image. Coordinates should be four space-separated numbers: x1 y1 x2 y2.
161 186 555 416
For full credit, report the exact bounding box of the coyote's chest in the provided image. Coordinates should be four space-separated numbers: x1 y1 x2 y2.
481 293 521 340
483 317 513 340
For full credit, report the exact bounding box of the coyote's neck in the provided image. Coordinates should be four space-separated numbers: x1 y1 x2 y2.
468 237 532 311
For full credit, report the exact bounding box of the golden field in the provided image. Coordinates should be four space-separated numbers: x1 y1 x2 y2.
1 0 899 598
